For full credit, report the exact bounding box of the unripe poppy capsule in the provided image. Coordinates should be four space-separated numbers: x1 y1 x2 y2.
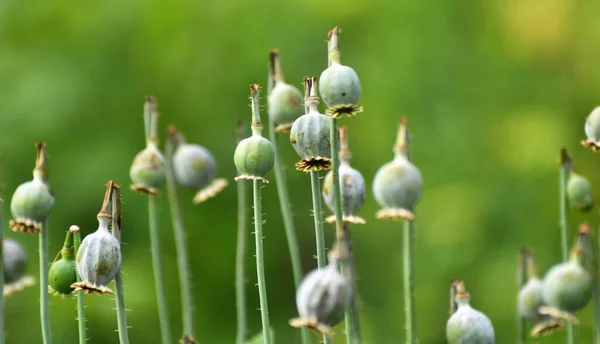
582 106 600 151
49 230 77 296
268 50 303 133
3 239 35 296
446 281 495 344
566 172 593 212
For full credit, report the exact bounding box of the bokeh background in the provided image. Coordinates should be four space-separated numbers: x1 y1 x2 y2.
2 0 600 343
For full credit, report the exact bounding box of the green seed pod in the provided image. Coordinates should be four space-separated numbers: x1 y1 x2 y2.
319 27 362 118
519 277 547 324
542 261 592 314
322 127 366 224
130 143 167 194
290 76 332 172
234 84 275 183
3 239 35 296
447 281 495 344
73 216 121 295
268 50 303 132
373 119 422 220
10 142 54 234
566 172 594 212
173 144 216 190
583 106 600 151
289 257 351 336
49 230 77 296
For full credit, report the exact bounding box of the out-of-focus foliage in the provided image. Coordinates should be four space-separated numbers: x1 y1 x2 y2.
1 0 600 343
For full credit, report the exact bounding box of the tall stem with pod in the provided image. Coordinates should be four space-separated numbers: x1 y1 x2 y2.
110 183 130 344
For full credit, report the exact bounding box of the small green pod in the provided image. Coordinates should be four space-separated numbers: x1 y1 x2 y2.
173 143 216 190
518 277 547 324
74 217 121 295
584 106 600 145
130 143 166 193
268 82 303 132
373 156 423 212
322 161 365 223
566 172 594 212
234 134 274 180
319 63 361 109
10 178 54 233
447 282 495 344
49 231 77 296
290 259 350 336
542 260 592 313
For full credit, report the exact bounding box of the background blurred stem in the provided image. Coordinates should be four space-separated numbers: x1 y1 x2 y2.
517 249 527 344
559 148 575 344
402 219 417 344
253 180 271 344
111 184 130 344
267 49 310 344
148 195 172 344
40 219 52 344
235 120 248 344
71 226 87 344
165 127 195 338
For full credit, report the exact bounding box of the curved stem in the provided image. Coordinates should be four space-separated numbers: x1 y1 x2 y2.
0 199 4 344
559 148 575 344
403 220 417 344
149 195 172 344
111 185 130 344
40 220 52 344
71 227 87 344
165 131 194 337
253 180 271 344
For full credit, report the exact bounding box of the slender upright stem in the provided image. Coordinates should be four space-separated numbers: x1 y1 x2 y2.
253 180 271 344
517 250 527 344
559 148 575 344
0 198 4 344
235 120 249 344
40 220 52 344
111 186 130 344
148 195 172 344
310 171 327 268
165 129 194 338
339 224 361 344
595 228 600 344
71 226 86 344
402 220 417 344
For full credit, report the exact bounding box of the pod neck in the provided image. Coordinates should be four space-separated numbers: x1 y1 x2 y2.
249 83 264 138
328 27 341 65
393 118 411 161
338 126 352 165
61 231 75 260
303 76 320 113
269 49 285 84
97 216 111 234
33 141 48 182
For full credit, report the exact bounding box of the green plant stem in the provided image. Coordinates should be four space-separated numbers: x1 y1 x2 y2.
0 199 4 344
40 220 52 344
148 195 172 344
165 136 194 338
253 180 271 344
340 224 361 344
559 154 575 344
235 177 248 344
403 220 417 344
517 250 526 344
111 186 130 344
73 228 87 344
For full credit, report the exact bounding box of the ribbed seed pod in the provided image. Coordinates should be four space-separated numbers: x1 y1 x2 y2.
373 118 423 220
447 281 495 344
130 143 167 194
72 216 121 295
542 240 592 314
583 106 600 151
319 27 362 118
289 255 351 336
518 251 548 324
322 127 365 224
170 133 228 203
3 239 35 296
234 84 274 183
566 172 594 212
48 230 77 296
268 50 303 132
290 76 332 172
10 142 54 233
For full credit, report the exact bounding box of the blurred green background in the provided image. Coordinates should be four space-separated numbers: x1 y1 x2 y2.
2 0 600 343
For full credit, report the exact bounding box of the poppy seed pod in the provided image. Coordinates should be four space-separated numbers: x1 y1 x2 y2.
268 50 303 133
289 256 351 336
48 231 77 296
130 143 167 194
72 216 121 295
10 142 54 234
542 258 592 314
322 127 366 224
3 239 35 296
373 119 423 220
518 251 548 324
234 84 275 183
566 172 594 212
582 106 600 151
290 77 332 172
447 281 495 344
319 27 362 118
